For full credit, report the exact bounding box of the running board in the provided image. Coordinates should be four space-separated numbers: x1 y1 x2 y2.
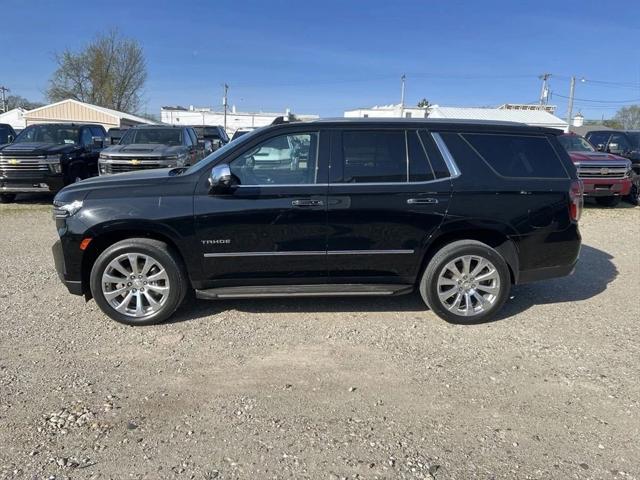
195 284 414 300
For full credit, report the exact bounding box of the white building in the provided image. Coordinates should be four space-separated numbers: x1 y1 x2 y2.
427 105 568 131
161 105 319 135
344 103 429 119
344 103 568 131
0 107 28 130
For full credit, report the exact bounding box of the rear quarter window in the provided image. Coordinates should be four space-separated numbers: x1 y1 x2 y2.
459 133 568 179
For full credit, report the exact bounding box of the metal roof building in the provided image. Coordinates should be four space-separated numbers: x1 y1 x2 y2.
23 99 157 130
427 105 568 131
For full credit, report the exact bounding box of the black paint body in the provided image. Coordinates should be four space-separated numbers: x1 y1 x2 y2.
52 119 581 297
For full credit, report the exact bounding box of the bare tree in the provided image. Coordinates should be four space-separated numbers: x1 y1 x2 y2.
47 30 147 113
613 105 640 130
4 95 44 110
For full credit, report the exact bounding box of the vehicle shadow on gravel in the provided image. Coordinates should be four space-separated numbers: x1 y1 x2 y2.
169 244 617 325
1 193 53 206
493 243 617 323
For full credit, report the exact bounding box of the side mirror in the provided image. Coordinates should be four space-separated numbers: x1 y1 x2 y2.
92 136 105 149
596 143 606 152
208 164 234 193
7 134 14 143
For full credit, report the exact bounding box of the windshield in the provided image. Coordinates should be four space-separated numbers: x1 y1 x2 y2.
184 126 267 174
626 132 640 149
557 135 595 152
14 125 81 145
120 128 183 145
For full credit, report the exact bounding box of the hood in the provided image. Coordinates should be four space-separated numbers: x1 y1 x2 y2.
568 151 629 164
54 168 173 204
102 143 186 157
0 141 80 156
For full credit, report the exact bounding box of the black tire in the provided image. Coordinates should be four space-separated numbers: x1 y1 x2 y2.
595 196 621 207
90 238 188 326
64 164 88 186
420 240 511 324
626 182 640 206
0 194 17 203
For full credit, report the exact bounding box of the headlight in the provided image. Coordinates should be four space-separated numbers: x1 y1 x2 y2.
53 200 83 219
99 153 112 160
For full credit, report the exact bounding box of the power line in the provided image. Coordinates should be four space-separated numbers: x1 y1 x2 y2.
553 92 640 104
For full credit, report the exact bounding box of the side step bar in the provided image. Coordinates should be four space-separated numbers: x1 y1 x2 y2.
195 284 414 300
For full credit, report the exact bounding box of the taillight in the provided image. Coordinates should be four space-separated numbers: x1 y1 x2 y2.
569 179 584 222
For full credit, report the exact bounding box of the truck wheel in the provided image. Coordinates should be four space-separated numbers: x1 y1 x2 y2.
0 194 17 203
595 196 621 207
65 164 87 185
626 183 640 206
420 240 511 324
90 238 188 326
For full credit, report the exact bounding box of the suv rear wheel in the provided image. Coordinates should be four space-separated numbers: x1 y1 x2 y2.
90 238 188 326
420 240 511 323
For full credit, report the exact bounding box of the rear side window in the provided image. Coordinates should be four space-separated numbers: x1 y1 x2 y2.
407 130 434 182
419 130 451 179
342 131 406 183
460 133 567 178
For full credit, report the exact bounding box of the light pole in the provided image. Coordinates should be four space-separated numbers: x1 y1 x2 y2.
566 76 586 132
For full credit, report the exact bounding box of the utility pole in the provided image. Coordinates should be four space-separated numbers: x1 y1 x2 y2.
400 74 406 118
222 83 229 133
566 76 576 133
0 86 9 113
538 73 551 106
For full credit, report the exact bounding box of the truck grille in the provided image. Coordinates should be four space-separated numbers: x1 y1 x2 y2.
102 162 165 174
0 155 50 175
577 164 628 179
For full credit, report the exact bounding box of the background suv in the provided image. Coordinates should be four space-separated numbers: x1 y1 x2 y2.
53 119 581 326
99 125 206 175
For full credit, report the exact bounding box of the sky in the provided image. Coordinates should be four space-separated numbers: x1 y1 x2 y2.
1 0 639 120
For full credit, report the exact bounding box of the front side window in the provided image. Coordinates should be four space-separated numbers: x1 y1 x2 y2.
80 128 93 146
626 132 640 149
230 132 318 185
341 131 406 183
608 133 631 153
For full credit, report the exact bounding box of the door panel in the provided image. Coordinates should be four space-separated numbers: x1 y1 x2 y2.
194 130 329 287
326 129 451 283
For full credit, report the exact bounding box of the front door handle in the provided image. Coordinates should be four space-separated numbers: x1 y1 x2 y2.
407 198 438 205
292 199 324 207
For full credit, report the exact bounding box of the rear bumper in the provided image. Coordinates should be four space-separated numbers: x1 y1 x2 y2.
517 259 578 284
52 239 83 295
581 178 632 196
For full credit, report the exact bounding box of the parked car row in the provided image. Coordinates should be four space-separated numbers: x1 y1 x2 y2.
0 122 229 202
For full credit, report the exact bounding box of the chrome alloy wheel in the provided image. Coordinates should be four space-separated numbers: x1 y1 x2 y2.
101 253 170 318
436 255 501 317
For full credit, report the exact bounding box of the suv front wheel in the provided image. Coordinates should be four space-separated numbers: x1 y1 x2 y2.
420 240 511 323
90 238 188 326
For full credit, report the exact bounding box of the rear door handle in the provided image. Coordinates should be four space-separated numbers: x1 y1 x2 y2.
292 199 324 207
407 198 438 205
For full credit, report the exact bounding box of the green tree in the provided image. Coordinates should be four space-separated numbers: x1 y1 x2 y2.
417 98 431 108
612 105 640 129
47 29 147 113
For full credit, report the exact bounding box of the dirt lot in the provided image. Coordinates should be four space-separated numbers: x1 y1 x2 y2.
0 196 638 480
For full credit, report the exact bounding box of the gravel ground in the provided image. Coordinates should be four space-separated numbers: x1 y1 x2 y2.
0 196 639 480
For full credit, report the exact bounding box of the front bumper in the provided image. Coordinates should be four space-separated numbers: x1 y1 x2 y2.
0 176 65 194
52 239 83 295
581 178 632 197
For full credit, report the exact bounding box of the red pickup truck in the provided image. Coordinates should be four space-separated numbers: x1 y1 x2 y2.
557 133 632 207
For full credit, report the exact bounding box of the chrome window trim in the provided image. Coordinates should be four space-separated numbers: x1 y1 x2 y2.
431 132 461 178
204 249 415 258
404 130 410 182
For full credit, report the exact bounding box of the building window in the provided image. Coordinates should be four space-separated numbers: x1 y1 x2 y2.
405 112 412 118
363 114 369 118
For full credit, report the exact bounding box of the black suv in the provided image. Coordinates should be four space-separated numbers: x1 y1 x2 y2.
0 123 106 203
52 119 582 325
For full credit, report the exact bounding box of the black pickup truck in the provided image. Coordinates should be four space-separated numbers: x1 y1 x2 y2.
0 123 107 202
0 123 17 145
